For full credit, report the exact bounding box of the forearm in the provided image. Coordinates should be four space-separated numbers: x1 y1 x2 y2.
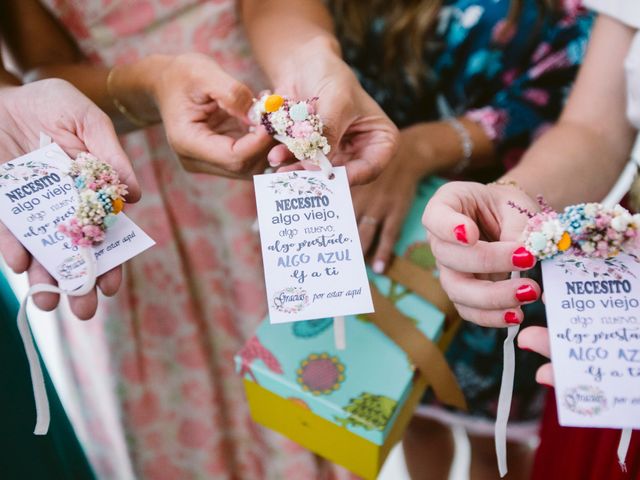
503 120 635 209
401 118 495 178
24 58 165 133
240 0 339 84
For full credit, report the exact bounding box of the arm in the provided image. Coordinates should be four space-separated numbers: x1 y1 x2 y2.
240 0 398 185
423 15 638 330
1 0 272 177
505 14 637 208
0 52 140 317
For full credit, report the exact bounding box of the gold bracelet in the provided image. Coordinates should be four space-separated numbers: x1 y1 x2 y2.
106 67 149 128
489 179 523 191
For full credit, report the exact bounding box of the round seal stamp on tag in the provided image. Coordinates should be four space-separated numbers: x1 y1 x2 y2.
563 385 607 416
273 286 309 314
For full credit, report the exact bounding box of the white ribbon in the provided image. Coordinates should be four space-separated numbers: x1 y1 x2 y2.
618 428 633 472
495 272 521 477
495 134 640 475
17 246 97 435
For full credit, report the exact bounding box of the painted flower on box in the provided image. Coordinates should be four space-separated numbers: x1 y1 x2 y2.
296 353 346 395
336 392 398 431
292 318 333 338
238 337 283 384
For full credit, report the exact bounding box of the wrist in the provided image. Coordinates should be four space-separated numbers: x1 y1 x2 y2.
109 55 171 124
272 35 343 88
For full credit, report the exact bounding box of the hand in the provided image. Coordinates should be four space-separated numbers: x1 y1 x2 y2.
123 53 274 178
423 181 542 327
267 38 398 185
518 326 553 386
0 78 140 319
353 127 427 273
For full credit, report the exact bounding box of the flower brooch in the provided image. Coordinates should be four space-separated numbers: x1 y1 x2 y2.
514 197 640 260
58 153 128 247
250 93 332 176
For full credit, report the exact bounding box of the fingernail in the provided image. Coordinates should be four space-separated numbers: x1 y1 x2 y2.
453 224 468 244
269 158 282 167
373 260 385 274
512 247 535 269
504 311 521 325
519 346 533 352
515 285 538 303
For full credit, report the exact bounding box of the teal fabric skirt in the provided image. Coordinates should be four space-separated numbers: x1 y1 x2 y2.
0 273 95 479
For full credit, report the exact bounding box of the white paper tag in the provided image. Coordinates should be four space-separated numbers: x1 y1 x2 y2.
0 143 155 291
253 167 373 323
542 253 640 429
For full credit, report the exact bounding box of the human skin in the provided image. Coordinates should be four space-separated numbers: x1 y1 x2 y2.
0 76 140 319
240 0 399 185
0 0 274 179
423 15 637 383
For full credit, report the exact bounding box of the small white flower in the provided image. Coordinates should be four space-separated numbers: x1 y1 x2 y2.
581 242 596 254
611 215 630 232
584 203 598 217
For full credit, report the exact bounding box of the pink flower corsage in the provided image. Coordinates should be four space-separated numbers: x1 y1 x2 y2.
514 196 640 260
250 93 332 175
58 153 128 247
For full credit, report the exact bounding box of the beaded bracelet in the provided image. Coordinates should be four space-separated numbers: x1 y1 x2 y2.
447 118 474 175
250 93 333 176
58 152 128 247
513 197 640 260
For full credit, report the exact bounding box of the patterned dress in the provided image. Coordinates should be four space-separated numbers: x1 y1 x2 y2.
336 0 593 429
38 1 351 478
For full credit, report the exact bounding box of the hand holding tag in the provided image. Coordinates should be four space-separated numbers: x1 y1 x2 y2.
0 80 141 318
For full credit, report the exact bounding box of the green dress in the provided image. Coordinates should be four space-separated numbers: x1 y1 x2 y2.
0 273 95 479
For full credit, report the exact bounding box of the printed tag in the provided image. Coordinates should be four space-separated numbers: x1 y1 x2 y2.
0 143 155 291
542 253 640 428
253 167 373 323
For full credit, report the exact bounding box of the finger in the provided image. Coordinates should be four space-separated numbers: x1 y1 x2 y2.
438 265 540 310
455 302 523 328
97 266 123 297
206 72 254 120
518 326 551 358
179 127 272 176
27 260 59 311
372 215 402 274
423 181 483 245
535 363 554 387
429 235 536 274
0 221 30 273
67 288 98 320
82 108 141 202
267 144 294 167
357 216 378 262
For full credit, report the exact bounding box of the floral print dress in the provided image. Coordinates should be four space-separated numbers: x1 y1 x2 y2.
37 1 352 478
337 0 593 429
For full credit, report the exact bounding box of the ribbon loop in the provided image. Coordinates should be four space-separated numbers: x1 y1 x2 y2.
17 246 97 435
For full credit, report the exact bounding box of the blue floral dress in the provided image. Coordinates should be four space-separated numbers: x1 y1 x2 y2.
336 0 593 425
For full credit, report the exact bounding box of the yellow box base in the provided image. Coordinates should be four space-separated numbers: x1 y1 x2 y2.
244 375 428 479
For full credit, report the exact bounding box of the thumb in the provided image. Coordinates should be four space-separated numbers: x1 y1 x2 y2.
82 108 141 203
206 70 254 121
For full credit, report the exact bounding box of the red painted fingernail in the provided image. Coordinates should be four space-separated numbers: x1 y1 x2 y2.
504 311 520 324
453 224 468 244
512 247 535 269
515 285 538 303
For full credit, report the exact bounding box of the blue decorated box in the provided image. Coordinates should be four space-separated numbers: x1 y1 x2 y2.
236 178 461 479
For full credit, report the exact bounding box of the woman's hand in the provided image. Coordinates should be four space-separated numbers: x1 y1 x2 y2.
519 326 553 386
267 39 398 185
352 127 434 273
423 181 542 327
113 53 274 178
0 79 140 319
